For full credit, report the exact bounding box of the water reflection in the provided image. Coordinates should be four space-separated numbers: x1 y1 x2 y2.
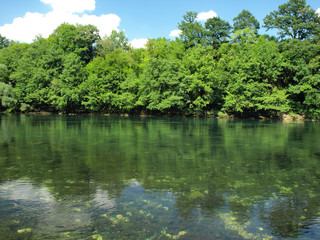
0 114 320 239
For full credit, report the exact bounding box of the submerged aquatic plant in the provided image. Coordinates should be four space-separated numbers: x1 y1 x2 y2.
219 213 273 240
101 213 130 225
161 228 188 239
17 228 32 234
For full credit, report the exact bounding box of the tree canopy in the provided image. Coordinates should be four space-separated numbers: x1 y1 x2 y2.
178 11 205 48
263 0 320 40
205 17 231 49
0 0 320 119
233 10 260 34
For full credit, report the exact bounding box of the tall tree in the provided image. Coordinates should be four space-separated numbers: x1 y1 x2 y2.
178 11 205 48
10 37 63 111
204 17 231 49
49 23 100 63
263 0 320 40
233 10 260 34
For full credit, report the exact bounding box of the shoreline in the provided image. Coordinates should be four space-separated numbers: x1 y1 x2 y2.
1 111 317 122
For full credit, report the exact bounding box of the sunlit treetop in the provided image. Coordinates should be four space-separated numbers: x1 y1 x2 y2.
263 0 320 40
233 10 260 34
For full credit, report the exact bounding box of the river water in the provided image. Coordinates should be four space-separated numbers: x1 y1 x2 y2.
0 114 320 239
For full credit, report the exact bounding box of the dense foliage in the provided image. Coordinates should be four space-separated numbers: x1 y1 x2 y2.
0 0 320 118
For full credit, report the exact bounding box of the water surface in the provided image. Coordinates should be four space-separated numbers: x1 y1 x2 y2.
1 114 320 239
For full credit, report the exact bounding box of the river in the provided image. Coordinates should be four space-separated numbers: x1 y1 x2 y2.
0 114 320 239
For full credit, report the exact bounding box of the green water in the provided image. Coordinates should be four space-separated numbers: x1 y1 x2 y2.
0 114 320 240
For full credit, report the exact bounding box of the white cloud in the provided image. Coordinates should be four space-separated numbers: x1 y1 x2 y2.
130 38 148 49
316 8 320 15
0 0 120 43
40 0 95 13
196 10 218 21
169 29 182 37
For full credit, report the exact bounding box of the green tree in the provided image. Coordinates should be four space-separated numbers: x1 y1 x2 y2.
263 0 320 40
178 11 205 48
233 10 260 34
144 38 185 60
96 30 129 56
0 82 17 111
181 46 223 115
81 51 131 112
279 39 320 118
0 42 29 81
49 23 100 63
217 36 289 116
204 17 231 49
137 58 186 113
230 28 257 44
10 37 63 111
49 53 85 112
0 64 9 83
0 34 10 49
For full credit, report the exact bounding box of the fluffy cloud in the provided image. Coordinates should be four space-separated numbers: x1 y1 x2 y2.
130 38 148 49
169 29 182 37
316 8 320 15
196 10 218 21
0 0 121 43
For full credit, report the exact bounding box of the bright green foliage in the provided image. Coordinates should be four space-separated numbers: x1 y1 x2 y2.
128 47 146 75
49 23 77 51
178 11 205 48
1 9 320 118
10 37 63 111
233 10 260 34
81 51 131 112
50 53 85 112
96 30 130 56
137 58 185 113
204 17 231 49
0 82 16 111
232 10 260 43
0 42 29 78
180 46 224 114
263 0 320 40
0 64 9 83
217 36 288 116
145 38 185 60
49 23 100 63
230 28 257 44
279 39 320 117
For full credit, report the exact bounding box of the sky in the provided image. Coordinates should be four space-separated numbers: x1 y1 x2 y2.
0 0 319 48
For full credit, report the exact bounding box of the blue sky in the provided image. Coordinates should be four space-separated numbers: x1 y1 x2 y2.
0 0 319 47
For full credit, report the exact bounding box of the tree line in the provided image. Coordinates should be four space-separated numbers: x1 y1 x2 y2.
1 0 320 118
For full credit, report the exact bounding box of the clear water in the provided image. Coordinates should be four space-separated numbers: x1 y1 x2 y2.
0 114 320 240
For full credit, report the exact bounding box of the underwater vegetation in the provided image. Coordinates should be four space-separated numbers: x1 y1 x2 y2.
1 115 320 239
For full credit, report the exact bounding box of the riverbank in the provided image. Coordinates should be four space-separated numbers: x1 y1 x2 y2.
1 110 315 122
